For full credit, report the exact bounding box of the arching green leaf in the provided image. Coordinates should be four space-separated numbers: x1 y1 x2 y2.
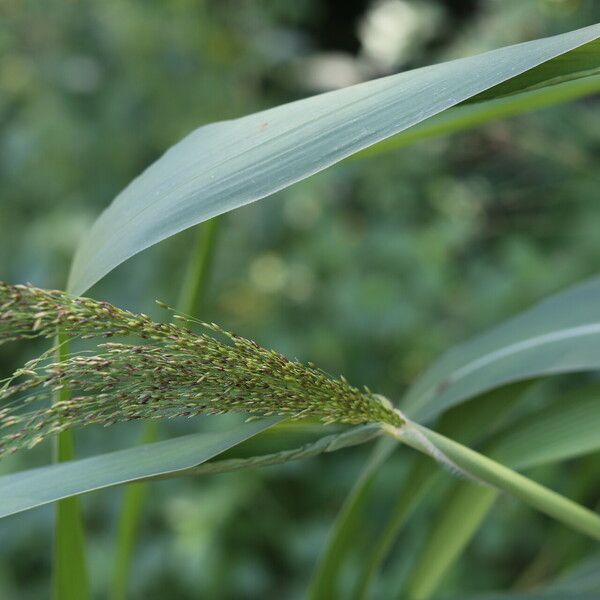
68 25 600 295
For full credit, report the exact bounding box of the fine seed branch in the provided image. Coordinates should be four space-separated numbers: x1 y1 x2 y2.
0 282 403 457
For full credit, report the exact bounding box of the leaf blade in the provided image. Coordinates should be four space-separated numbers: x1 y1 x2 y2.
308 436 397 599
355 73 600 159
0 417 281 519
403 276 600 422
68 25 600 295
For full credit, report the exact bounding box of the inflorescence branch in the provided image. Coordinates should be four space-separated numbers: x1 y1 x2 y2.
0 282 403 457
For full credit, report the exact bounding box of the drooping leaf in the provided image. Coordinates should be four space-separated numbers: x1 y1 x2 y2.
448 552 600 599
67 25 600 295
0 420 386 518
150 424 383 479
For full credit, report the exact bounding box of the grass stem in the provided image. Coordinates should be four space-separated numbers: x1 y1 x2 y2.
53 333 90 600
111 217 221 600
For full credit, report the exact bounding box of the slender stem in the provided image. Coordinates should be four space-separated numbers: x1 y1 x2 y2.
177 217 221 316
111 217 222 600
387 423 600 542
53 333 90 600
404 484 496 600
354 455 435 600
110 422 159 600
308 437 397 599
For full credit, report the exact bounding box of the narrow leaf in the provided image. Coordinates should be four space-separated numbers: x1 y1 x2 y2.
0 417 281 518
308 436 397 599
405 484 497 600
354 454 436 600
152 424 382 479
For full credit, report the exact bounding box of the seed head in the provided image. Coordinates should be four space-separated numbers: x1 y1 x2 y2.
0 282 403 457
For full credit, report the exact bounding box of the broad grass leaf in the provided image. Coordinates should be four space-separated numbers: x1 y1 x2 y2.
355 73 600 158
68 25 600 295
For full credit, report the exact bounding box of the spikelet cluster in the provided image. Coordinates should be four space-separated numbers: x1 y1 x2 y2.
0 282 403 457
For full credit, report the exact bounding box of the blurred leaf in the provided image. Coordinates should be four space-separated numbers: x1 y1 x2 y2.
308 436 397 599
111 421 159 600
67 25 600 295
493 384 600 469
451 552 600 599
53 431 90 600
542 552 600 597
405 483 497 600
0 417 281 519
354 454 436 600
403 275 600 422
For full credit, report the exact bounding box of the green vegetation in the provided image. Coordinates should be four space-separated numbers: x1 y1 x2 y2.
1 2 600 598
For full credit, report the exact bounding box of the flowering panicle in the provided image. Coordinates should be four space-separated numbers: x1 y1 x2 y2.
0 282 403 457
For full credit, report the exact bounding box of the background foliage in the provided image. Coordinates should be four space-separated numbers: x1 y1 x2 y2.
1 1 599 598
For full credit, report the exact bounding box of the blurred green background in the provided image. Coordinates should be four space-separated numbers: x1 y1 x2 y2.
1 1 599 598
